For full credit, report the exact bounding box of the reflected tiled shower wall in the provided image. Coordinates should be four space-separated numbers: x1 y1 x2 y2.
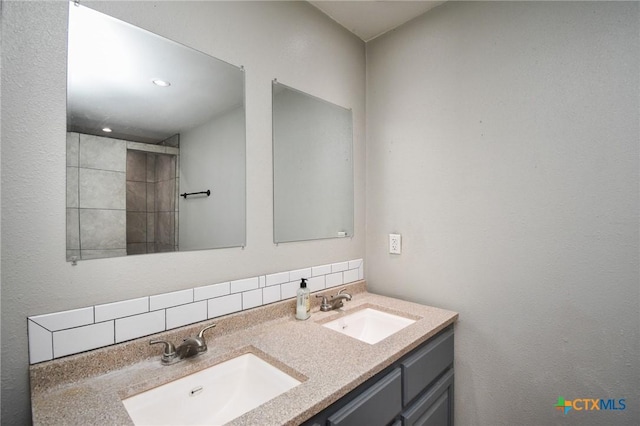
67 132 127 260
67 132 180 261
126 151 178 255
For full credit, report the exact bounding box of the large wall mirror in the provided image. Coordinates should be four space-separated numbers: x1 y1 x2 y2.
66 3 246 261
272 81 354 243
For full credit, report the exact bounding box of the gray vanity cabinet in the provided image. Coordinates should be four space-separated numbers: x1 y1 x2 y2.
401 369 454 426
327 368 402 426
303 326 454 426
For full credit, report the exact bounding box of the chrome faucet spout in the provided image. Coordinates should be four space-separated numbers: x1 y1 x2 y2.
317 289 353 311
329 293 352 309
176 338 202 359
150 323 216 364
177 323 217 359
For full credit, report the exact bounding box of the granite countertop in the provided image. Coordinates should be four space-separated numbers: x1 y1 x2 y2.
31 281 458 425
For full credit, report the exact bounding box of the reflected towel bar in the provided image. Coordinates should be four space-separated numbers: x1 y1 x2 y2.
181 190 211 199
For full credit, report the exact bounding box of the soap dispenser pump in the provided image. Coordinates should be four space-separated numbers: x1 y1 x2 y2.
296 278 310 320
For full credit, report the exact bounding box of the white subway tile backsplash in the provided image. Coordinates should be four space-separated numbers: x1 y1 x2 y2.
262 285 281 304
343 268 359 284
242 289 263 310
95 297 148 322
27 259 363 364
28 321 53 364
290 268 311 282
53 321 114 358
30 307 94 332
307 276 326 292
331 261 349 273
115 310 165 343
281 281 300 300
230 277 259 293
208 294 242 318
266 272 289 286
326 272 344 288
193 282 229 301
312 264 332 277
166 301 207 330
149 289 193 311
348 259 363 270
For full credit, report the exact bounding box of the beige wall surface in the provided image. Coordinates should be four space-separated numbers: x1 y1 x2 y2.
366 1 639 425
1 1 365 422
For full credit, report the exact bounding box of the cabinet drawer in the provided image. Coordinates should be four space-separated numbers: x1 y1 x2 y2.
401 328 453 405
401 369 454 426
327 368 402 426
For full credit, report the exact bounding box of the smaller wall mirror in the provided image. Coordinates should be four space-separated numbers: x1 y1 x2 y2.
272 81 354 243
66 3 246 261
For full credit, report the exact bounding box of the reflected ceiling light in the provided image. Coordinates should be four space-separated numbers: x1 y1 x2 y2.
152 79 171 87
102 127 112 133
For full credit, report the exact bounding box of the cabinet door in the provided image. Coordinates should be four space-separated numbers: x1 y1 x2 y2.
401 369 454 426
401 329 454 405
327 368 402 426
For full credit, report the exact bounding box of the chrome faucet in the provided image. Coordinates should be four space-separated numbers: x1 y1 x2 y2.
149 339 177 365
176 323 217 359
150 323 216 365
316 288 352 311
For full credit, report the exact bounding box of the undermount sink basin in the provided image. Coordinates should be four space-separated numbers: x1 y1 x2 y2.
122 353 301 425
322 308 416 344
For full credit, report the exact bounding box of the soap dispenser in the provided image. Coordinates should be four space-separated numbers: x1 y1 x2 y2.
296 278 310 320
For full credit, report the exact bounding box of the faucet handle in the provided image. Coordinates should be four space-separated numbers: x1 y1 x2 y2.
316 294 332 311
150 340 176 364
193 323 217 354
197 323 216 339
315 294 328 304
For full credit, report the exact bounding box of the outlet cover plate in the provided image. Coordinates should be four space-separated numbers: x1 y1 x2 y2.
389 234 401 254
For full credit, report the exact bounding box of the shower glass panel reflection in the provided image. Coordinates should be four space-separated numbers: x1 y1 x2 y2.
126 150 178 255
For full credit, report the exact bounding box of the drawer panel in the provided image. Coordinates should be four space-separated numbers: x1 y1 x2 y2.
401 328 453 405
327 368 402 426
402 369 454 426
414 391 449 426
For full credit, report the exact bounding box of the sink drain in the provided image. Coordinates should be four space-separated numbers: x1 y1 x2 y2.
189 386 204 397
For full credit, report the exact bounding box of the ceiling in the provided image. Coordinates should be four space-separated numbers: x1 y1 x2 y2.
309 0 446 42
67 3 244 144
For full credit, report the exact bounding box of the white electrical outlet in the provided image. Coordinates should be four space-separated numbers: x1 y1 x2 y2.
389 234 402 254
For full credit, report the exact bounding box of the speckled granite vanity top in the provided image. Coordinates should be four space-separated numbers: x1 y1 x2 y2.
30 281 458 425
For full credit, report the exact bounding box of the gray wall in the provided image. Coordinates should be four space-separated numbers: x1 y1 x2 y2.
366 1 639 425
0 1 365 423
